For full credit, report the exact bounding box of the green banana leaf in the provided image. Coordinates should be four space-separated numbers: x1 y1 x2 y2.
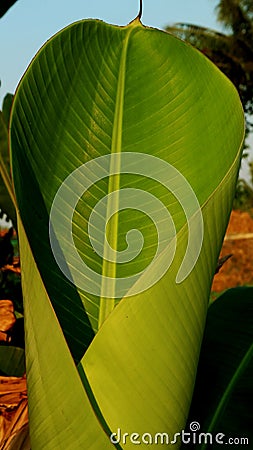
183 286 253 450
9 17 244 449
17 216 115 449
0 93 16 226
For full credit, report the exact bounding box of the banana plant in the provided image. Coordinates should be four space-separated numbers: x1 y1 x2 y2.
9 2 244 449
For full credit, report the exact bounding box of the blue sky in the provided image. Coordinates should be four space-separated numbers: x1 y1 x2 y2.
0 0 221 103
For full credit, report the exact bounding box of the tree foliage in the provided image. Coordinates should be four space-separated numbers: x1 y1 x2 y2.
166 0 253 132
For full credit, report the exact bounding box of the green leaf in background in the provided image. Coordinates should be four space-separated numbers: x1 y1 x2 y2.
10 17 244 449
2 93 13 126
0 345 25 376
0 93 16 227
184 286 253 449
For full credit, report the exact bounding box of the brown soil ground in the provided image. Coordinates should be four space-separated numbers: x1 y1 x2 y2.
212 209 253 292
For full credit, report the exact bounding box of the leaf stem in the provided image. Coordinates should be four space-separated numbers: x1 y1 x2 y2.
138 0 143 20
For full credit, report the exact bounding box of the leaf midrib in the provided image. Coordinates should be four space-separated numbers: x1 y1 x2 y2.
98 20 141 329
